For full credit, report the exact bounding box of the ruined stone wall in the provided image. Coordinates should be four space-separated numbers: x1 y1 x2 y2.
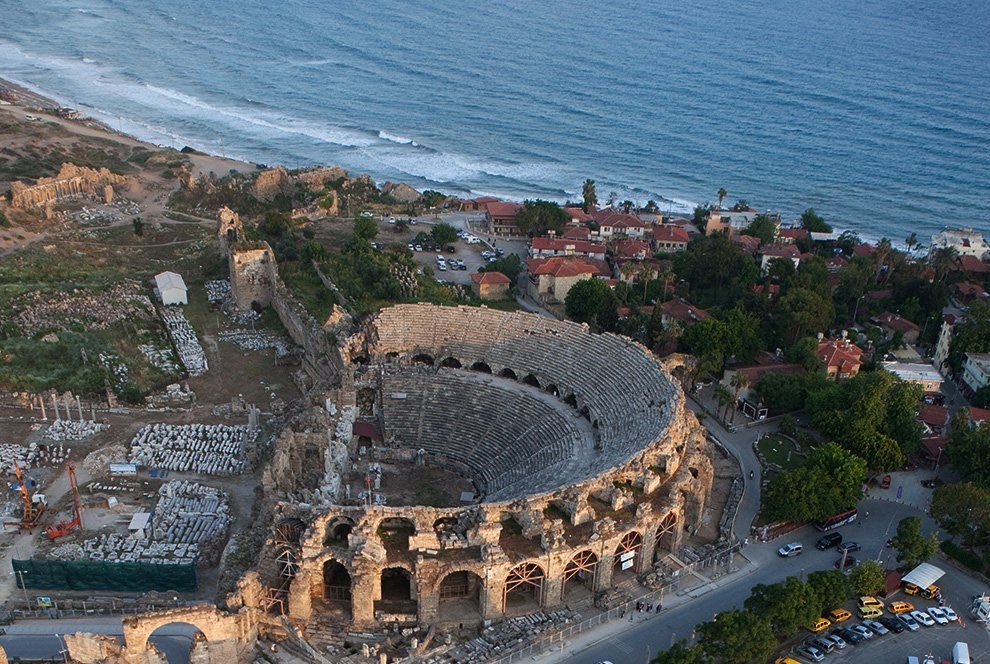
10 163 131 209
250 166 293 202
217 206 243 257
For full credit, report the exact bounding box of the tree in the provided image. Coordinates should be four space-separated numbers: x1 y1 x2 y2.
800 208 832 233
606 191 618 209
929 246 959 285
717 187 728 209
947 301 990 375
714 382 734 423
430 222 459 247
763 443 866 522
890 516 939 569
693 204 710 230
807 570 851 612
848 559 885 597
514 200 568 236
773 288 835 344
697 610 776 664
596 290 620 332
729 371 749 423
732 200 749 212
421 190 447 208
930 482 990 546
645 200 660 213
353 216 378 242
905 232 918 254
651 641 704 664
744 577 820 636
582 179 598 212
741 214 777 245
0 210 9 227
564 278 612 323
132 217 144 236
479 254 523 284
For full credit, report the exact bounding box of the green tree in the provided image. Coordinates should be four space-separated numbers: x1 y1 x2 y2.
0 210 9 227
714 382 734 423
132 217 144 236
697 610 776 664
732 199 749 211
785 336 822 372
890 516 939 568
930 482 990 546
582 179 598 211
479 254 523 284
848 559 885 597
651 641 705 664
763 443 866 522
773 288 835 344
754 373 811 414
729 371 749 423
564 278 612 323
694 204 710 230
800 208 832 233
807 570 851 612
947 301 990 375
717 187 728 209
905 232 918 254
741 214 777 245
421 190 447 208
430 222 459 247
596 289 620 332
353 215 378 242
744 577 821 636
514 200 569 236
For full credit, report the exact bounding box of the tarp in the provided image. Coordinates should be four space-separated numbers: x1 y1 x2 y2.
12 558 196 593
900 562 945 589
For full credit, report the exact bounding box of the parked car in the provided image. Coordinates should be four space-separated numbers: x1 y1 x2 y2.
837 541 861 554
859 596 885 610
816 532 843 550
878 615 905 633
778 542 803 557
823 633 847 649
898 613 920 631
927 607 950 624
809 637 834 654
808 617 831 633
834 555 857 569
889 601 914 614
863 619 889 635
851 623 874 639
835 627 864 644
911 610 935 627
829 608 852 623
798 645 825 662
858 605 883 620
942 606 958 621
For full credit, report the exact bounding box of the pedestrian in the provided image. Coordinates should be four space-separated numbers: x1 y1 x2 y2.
749 470 754 479
646 603 652 613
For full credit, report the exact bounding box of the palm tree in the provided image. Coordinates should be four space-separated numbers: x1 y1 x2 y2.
904 232 918 254
729 371 749 424
582 179 597 212
717 188 728 210
930 246 959 285
714 383 733 423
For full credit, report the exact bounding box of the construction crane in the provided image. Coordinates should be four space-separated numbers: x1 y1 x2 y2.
4 460 47 531
46 463 83 539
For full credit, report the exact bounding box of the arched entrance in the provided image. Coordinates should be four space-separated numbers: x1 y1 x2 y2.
562 550 599 601
613 531 643 578
147 622 206 664
655 512 678 558
356 387 376 416
412 353 434 365
545 383 560 397
503 562 545 613
377 567 417 616
522 373 540 388
499 368 518 380
440 356 462 368
324 517 355 547
323 560 353 617
471 361 492 373
438 570 483 621
377 517 416 553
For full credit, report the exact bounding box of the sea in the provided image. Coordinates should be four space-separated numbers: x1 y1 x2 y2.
1 0 988 241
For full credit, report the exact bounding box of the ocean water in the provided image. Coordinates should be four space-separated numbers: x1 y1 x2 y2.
1 0 988 240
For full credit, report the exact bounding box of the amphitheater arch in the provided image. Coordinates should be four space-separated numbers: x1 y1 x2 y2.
545 383 560 397
613 531 643 577
356 387 376 416
471 361 492 374
498 368 518 380
324 517 356 547
655 511 679 556
385 351 400 361
377 516 417 551
323 560 353 608
522 373 540 388
272 518 306 546
503 562 545 613
563 393 578 409
352 355 370 365
437 569 483 621
377 567 418 615
440 356 462 368
562 550 599 600
412 353 434 365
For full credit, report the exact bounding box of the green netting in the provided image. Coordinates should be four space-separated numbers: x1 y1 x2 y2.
12 558 196 593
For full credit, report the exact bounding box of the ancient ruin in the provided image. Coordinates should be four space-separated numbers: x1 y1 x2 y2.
9 162 131 209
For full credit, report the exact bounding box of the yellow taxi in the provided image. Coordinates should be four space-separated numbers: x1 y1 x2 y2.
808 617 832 632
902 582 920 595
889 601 914 614
858 596 885 610
774 659 801 664
858 605 883 619
828 608 852 622
920 584 941 599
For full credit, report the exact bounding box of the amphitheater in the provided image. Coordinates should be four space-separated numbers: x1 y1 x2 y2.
257 303 715 633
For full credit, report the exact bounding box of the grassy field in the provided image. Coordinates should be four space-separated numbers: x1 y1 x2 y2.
756 433 809 471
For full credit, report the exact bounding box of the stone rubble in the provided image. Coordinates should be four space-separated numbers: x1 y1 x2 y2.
219 329 291 355
127 423 255 475
436 610 578 663
82 445 129 476
138 343 182 374
204 279 231 304
11 281 155 337
44 419 108 442
160 308 208 376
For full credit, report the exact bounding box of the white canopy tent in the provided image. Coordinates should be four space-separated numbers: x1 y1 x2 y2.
900 562 945 589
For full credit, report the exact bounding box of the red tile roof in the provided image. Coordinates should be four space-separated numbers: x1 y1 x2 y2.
778 228 809 241
612 238 651 257
920 436 948 462
486 201 523 218
918 404 949 428
561 225 593 241
531 236 602 255
563 207 593 223
660 298 711 325
955 281 985 297
968 406 990 424
471 271 511 285
653 225 690 243
526 256 611 278
734 362 805 385
874 312 921 334
731 234 761 255
761 244 801 258
852 243 876 257
593 209 647 228
956 255 990 274
818 337 865 373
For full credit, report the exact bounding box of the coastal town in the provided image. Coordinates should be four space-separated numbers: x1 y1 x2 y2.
0 85 988 664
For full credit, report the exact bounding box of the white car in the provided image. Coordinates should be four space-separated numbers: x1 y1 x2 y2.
898 613 919 631
910 610 935 627
777 542 803 557
863 619 888 635
437 263 447 271
850 624 874 639
926 607 949 624
942 606 957 621
798 645 825 662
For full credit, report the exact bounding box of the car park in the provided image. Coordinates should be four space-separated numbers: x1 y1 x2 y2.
778 542 803 557
837 541 860 554
920 584 941 600
878 615 905 633
850 623 874 639
911 610 935 626
889 601 914 614
834 555 857 569
898 613 920 631
859 596 884 610
926 607 950 624
798 645 825 662
863 619 889 635
829 608 852 623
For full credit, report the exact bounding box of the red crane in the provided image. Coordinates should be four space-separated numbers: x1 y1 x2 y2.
3 460 47 531
46 463 82 539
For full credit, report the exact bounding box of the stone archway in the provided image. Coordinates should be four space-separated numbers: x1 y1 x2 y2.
412 353 435 366
522 373 540 388
440 356 462 368
437 570 484 622
117 606 255 664
613 531 643 578
323 517 356 547
545 383 560 397
377 517 416 554
471 361 492 373
356 387 376 416
503 562 545 614
323 560 353 614
562 549 598 601
655 511 679 557
498 368 518 380
376 567 418 617
147 621 206 664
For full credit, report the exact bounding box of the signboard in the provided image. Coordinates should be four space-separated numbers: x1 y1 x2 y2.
621 559 634 570
109 463 138 476
35 597 53 608
620 550 636 562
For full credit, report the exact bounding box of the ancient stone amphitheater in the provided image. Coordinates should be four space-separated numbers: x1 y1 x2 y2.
266 303 714 632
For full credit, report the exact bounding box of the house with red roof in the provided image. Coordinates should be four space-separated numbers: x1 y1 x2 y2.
954 254 990 277
817 332 865 381
759 244 802 273
852 243 876 258
659 298 711 328
777 228 809 244
592 209 649 239
918 403 950 435
525 256 612 305
730 234 761 256
470 271 512 300
529 236 606 261
485 201 524 237
652 225 690 253
967 406 990 426
459 196 501 212
826 255 849 272
612 238 650 260
721 355 805 404
561 225 599 243
954 281 988 306
873 311 922 344
563 207 594 225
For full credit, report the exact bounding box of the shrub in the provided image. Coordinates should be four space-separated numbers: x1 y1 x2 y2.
939 540 984 572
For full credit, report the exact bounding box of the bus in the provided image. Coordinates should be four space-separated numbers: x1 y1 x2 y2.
814 508 858 532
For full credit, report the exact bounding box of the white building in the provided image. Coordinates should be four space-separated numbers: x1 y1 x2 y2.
931 228 989 258
961 352 990 395
881 361 944 393
154 271 188 306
